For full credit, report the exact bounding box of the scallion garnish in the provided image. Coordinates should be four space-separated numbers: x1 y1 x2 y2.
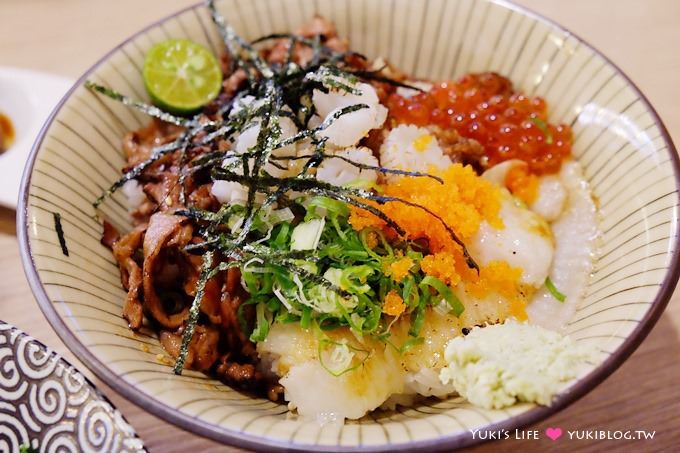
420 276 464 316
530 117 553 145
545 276 566 303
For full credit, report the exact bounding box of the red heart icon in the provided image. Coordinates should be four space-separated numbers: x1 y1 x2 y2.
545 427 563 441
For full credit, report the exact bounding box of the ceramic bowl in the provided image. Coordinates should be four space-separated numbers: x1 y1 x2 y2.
18 0 679 450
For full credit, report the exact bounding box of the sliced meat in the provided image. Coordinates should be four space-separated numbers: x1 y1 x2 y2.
361 127 389 156
267 384 285 402
159 325 220 371
219 267 257 359
324 36 348 54
459 72 514 97
101 221 120 249
143 171 182 210
123 119 184 167
223 68 248 100
131 199 157 225
143 213 193 329
267 16 352 67
103 222 146 330
122 261 144 329
188 184 218 210
215 355 265 391
217 361 256 384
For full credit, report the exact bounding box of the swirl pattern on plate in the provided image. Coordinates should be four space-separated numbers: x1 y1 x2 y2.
0 322 145 452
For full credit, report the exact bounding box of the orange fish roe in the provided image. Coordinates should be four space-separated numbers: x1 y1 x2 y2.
421 252 526 319
466 261 522 300
465 261 528 320
348 212 380 231
349 164 503 252
383 290 406 317
386 255 414 282
421 252 461 286
364 231 379 249
505 165 539 205
387 72 571 175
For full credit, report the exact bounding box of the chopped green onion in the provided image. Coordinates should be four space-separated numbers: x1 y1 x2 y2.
545 276 566 302
272 222 291 250
530 117 553 145
408 295 427 337
420 276 464 317
290 218 325 250
340 265 376 295
250 303 270 342
398 337 424 353
306 196 350 217
317 339 369 376
401 276 419 309
300 306 312 328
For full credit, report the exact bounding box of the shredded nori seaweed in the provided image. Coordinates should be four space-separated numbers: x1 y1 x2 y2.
173 251 213 374
53 212 69 257
85 81 190 127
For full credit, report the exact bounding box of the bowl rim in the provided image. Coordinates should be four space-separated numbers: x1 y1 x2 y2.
17 0 680 451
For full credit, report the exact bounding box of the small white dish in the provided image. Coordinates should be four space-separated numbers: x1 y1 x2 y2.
0 67 72 208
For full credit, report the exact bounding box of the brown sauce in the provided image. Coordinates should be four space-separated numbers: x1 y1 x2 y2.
0 112 15 153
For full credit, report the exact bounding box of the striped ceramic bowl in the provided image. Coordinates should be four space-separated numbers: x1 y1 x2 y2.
18 0 679 450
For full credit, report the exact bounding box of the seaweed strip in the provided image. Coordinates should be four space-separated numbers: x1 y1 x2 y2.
53 212 69 257
174 251 214 374
85 81 189 127
276 152 444 182
207 0 273 78
348 70 427 92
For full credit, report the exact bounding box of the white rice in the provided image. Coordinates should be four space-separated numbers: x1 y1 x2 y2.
121 179 146 210
379 125 451 181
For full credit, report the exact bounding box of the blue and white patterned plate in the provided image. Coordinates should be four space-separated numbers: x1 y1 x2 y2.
0 321 145 453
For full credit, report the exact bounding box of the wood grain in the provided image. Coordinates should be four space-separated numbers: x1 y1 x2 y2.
1 0 678 451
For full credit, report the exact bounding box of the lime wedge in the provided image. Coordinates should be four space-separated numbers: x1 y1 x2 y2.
143 39 222 115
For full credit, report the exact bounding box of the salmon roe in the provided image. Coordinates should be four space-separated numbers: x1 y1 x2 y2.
386 72 572 174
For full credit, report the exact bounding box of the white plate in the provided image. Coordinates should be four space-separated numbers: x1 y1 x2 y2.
0 67 72 208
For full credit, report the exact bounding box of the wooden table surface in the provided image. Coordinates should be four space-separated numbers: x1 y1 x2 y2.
1 1 679 451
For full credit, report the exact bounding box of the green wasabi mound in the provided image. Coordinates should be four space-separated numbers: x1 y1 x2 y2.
439 320 593 409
